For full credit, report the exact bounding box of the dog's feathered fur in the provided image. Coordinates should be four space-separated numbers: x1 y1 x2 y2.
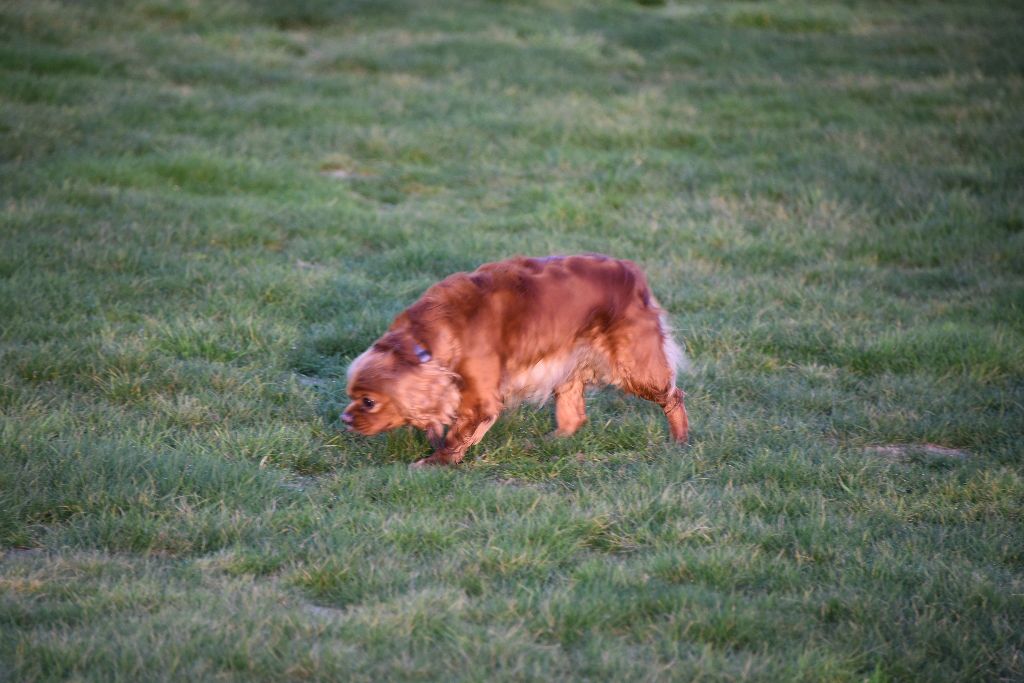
343 254 689 466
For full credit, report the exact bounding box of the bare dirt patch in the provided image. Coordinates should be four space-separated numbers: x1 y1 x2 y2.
865 443 970 461
295 374 328 388
320 168 358 179
304 603 346 620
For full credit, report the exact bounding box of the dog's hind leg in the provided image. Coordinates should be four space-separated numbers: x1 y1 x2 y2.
609 314 689 444
553 379 587 437
659 386 689 444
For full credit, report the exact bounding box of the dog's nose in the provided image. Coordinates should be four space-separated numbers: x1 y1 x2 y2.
340 412 353 425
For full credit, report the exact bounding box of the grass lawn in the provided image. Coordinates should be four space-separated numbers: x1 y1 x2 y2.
2 0 1023 680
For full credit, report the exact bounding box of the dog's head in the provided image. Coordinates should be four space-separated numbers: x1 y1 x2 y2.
342 329 459 436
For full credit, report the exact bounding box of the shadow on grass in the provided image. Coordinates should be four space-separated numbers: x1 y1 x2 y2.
241 0 416 29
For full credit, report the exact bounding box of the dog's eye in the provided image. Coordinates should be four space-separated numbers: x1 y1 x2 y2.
362 397 376 409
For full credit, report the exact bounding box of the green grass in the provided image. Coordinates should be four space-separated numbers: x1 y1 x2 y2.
1 0 1023 680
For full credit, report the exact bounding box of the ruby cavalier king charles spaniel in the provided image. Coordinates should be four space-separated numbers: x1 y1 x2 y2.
342 254 689 467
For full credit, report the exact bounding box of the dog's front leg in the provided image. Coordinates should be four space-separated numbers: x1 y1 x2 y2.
412 371 500 467
412 405 497 467
425 422 445 451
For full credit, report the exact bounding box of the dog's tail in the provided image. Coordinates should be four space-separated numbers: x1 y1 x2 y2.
656 308 691 383
629 262 690 383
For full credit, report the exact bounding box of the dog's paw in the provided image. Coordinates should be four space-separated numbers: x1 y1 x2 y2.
410 452 461 469
410 455 445 469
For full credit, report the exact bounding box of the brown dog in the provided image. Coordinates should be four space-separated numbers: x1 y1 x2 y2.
342 254 689 467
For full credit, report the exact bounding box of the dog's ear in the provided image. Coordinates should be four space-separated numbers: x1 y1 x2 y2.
370 328 459 426
392 350 461 427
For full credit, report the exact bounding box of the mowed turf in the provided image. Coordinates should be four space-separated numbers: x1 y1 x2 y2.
1 0 1023 680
